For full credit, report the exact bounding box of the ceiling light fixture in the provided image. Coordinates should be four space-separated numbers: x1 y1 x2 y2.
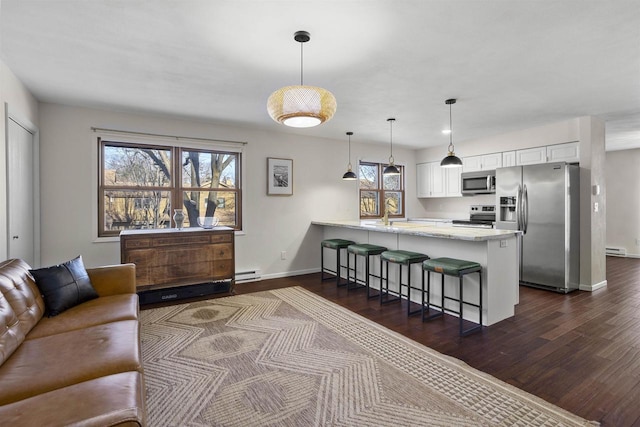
342 131 357 180
267 31 337 128
440 98 463 168
383 118 400 176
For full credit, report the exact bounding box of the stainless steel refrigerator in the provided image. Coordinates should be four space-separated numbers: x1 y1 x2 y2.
495 162 580 293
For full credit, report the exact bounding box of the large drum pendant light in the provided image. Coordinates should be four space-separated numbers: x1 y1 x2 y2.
267 31 337 128
440 98 463 168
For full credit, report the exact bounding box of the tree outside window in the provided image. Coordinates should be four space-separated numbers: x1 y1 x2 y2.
99 140 241 237
359 162 404 219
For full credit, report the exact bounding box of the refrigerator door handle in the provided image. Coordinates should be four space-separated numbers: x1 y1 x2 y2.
486 175 491 191
523 184 529 234
517 184 523 230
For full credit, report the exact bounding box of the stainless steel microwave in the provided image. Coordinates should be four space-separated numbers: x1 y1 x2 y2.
461 170 496 195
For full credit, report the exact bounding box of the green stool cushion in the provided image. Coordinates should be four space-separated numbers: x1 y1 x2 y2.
347 244 387 256
381 250 429 265
322 238 356 249
423 257 481 276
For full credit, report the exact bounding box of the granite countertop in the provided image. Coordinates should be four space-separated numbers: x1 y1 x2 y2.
311 220 520 242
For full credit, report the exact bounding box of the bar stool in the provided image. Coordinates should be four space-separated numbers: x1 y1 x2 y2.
346 243 388 298
422 257 483 336
321 238 356 287
380 250 430 315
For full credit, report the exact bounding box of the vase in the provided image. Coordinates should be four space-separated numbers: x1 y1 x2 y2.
173 209 185 229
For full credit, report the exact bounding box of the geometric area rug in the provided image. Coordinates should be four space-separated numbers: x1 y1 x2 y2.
140 287 599 427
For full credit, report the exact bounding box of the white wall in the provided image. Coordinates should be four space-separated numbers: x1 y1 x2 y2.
606 148 640 257
0 60 39 261
37 103 417 279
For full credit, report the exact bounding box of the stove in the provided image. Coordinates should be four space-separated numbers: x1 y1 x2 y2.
452 205 496 229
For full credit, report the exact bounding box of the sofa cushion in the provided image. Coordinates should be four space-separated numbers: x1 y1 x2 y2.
26 293 139 340
0 259 44 365
30 256 99 317
0 371 146 427
0 320 141 405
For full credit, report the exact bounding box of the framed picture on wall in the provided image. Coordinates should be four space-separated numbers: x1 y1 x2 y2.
267 157 293 196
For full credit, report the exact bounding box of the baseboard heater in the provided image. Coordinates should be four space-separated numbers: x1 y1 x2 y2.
138 280 232 305
235 269 261 283
605 247 627 257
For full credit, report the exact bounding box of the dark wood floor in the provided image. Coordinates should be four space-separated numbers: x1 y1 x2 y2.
153 256 640 426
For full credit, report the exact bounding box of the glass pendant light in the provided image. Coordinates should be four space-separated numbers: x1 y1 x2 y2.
342 131 357 180
383 118 400 175
440 98 463 168
267 31 337 128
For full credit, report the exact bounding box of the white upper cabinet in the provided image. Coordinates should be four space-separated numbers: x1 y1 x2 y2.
416 161 461 198
547 142 579 163
445 167 462 196
462 153 502 172
516 146 547 165
502 151 516 167
416 163 430 198
515 142 580 166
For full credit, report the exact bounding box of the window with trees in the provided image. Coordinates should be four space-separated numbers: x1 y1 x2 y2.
98 139 241 237
359 162 404 219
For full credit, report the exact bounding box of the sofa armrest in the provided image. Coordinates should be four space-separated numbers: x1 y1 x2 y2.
86 264 136 297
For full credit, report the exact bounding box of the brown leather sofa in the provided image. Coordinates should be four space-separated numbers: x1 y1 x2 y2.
0 258 146 426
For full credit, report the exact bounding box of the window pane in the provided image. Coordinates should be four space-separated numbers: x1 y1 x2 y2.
385 192 403 216
360 191 379 216
182 151 237 189
103 190 171 232
104 145 171 187
359 163 378 190
383 166 401 190
181 191 237 228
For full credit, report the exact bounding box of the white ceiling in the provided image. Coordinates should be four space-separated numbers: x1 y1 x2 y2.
2 0 640 150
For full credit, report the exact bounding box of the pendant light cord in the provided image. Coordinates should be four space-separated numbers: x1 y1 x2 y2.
389 118 395 163
348 133 352 168
300 41 304 85
448 102 454 153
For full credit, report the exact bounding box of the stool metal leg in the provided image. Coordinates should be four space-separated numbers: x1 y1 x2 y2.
459 271 483 337
320 245 325 282
336 248 345 287
407 265 421 316
422 269 444 322
368 255 381 299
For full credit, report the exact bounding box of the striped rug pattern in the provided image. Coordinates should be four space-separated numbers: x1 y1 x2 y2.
140 286 597 426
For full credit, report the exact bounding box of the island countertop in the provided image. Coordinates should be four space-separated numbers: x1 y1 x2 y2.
311 220 520 242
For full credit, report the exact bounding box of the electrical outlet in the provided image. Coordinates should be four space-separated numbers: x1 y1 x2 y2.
281 251 287 260
500 240 508 248
594 202 599 212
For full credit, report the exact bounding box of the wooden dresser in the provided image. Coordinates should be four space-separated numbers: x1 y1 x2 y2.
120 227 235 297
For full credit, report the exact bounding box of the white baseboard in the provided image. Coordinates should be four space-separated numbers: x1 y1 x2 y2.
255 268 320 281
579 279 607 292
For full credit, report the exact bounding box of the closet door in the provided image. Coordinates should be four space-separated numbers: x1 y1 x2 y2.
7 117 37 266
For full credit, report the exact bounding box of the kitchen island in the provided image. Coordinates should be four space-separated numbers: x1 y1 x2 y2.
312 220 521 326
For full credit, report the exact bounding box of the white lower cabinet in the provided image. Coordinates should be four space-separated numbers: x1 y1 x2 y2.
417 161 461 198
